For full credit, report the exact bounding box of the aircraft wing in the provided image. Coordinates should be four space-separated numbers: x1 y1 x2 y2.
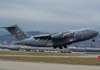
33 32 74 40
33 34 51 39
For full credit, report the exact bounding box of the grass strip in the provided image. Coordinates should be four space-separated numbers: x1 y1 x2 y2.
0 51 80 56
0 56 100 65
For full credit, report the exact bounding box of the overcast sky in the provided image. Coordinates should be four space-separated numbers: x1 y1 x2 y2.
0 0 100 32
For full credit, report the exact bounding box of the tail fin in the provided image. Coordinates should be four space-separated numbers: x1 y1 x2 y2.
1 25 30 40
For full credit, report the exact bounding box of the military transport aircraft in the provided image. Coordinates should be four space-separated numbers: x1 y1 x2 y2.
0 25 98 49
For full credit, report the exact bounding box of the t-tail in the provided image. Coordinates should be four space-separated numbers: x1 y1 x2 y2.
1 25 30 40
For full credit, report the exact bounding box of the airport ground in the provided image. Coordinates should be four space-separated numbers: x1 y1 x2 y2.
0 60 99 70
0 51 100 65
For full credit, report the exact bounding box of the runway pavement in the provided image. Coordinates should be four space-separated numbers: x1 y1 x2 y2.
0 60 99 70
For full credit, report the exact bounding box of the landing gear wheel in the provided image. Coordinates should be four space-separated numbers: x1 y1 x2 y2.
59 46 63 49
64 45 67 48
53 46 57 49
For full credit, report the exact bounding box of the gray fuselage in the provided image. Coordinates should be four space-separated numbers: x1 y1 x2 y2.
15 29 98 47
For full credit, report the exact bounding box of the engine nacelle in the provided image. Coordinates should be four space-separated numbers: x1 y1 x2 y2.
51 33 63 39
51 32 74 39
62 32 74 38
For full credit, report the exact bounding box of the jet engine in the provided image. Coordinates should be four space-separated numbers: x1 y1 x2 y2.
51 32 74 39
51 33 63 39
62 32 74 38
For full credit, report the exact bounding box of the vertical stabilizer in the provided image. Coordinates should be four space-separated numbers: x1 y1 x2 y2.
3 25 29 40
